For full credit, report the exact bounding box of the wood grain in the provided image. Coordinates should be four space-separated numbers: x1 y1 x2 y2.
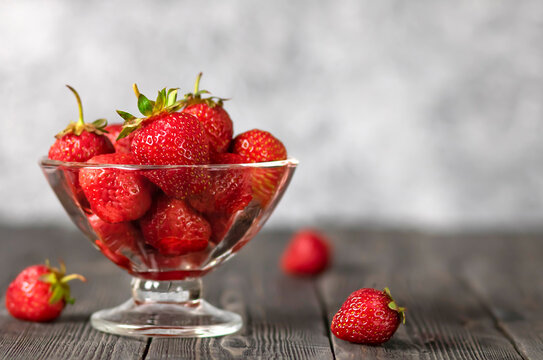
0 227 149 360
317 230 526 359
145 232 333 359
1 227 542 359
455 235 543 359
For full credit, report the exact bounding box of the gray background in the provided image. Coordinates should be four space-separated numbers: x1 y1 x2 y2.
1 0 543 231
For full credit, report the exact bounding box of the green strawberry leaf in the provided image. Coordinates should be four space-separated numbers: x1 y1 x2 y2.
91 118 108 132
137 93 154 116
39 273 57 284
167 88 178 106
117 110 136 121
153 88 166 113
49 286 64 304
117 121 141 140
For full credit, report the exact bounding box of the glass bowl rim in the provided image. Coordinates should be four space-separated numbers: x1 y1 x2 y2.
39 156 299 170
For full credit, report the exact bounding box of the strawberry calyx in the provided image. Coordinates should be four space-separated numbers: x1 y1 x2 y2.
384 287 406 324
181 72 228 109
39 260 87 305
116 84 184 139
55 85 109 139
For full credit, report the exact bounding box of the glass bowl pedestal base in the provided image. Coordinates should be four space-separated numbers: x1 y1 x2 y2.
90 278 242 337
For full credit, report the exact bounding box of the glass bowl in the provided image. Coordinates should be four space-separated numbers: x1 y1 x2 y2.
39 157 297 337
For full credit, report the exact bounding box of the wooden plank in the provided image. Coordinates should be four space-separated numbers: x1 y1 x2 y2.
145 231 334 360
317 230 525 360
3 227 542 359
457 235 543 359
0 227 149 360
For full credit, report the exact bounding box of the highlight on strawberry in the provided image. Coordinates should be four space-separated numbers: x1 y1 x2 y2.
331 287 406 345
5 260 86 322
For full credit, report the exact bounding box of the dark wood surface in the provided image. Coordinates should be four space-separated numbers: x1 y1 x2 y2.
0 226 542 359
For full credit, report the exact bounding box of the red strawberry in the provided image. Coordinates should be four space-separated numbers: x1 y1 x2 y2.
79 153 153 223
280 229 331 276
5 261 86 322
231 129 287 163
231 129 287 206
88 214 143 269
104 124 134 154
206 212 234 244
190 153 252 215
139 193 211 256
88 214 141 250
95 240 131 270
331 288 406 345
142 248 209 270
142 250 183 270
48 85 113 162
117 85 211 199
182 73 233 154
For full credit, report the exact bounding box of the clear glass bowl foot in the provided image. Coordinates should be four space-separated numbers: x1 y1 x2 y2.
90 298 242 337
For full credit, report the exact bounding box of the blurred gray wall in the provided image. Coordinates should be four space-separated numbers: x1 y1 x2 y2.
2 0 543 231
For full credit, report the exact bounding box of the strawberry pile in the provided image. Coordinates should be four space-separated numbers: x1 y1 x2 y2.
48 75 288 272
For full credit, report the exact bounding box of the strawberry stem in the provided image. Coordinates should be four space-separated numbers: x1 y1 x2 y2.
194 72 203 96
66 85 84 127
61 274 87 283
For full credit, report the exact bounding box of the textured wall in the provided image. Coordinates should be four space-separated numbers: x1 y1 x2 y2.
1 0 543 231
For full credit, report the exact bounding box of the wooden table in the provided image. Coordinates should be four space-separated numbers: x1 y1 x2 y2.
0 226 541 359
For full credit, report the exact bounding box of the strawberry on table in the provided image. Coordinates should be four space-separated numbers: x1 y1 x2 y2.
117 85 211 200
331 288 406 345
104 124 134 154
79 153 153 223
280 229 331 276
139 193 211 256
231 129 287 206
5 261 86 322
182 73 234 154
48 85 113 162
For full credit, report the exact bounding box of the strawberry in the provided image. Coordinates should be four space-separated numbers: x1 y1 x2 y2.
182 73 233 154
142 251 183 270
88 214 141 250
5 261 86 322
280 229 331 276
142 248 209 270
79 153 153 223
48 85 113 162
331 288 406 345
206 212 234 244
88 214 142 269
231 129 287 206
117 85 210 199
190 152 252 215
231 129 287 163
95 240 131 270
139 193 211 256
104 124 134 154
